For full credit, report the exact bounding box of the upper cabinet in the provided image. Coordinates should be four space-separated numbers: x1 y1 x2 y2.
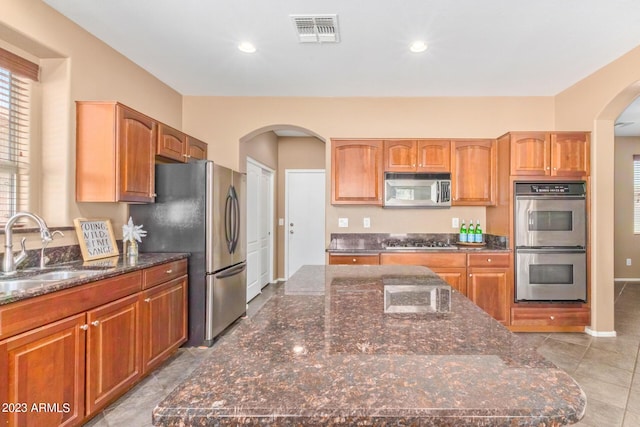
76 101 157 203
384 139 450 173
331 139 383 205
509 131 590 177
157 124 208 162
451 139 497 206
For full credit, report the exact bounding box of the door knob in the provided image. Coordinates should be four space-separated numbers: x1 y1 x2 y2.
290 230 294 234
290 223 294 226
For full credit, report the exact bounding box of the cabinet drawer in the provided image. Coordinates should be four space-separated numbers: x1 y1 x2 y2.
329 254 380 265
380 252 466 268
0 271 142 341
143 259 188 289
467 252 509 268
510 306 590 326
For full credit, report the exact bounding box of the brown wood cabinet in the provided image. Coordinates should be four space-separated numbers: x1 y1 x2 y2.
0 259 188 427
85 294 141 416
328 254 380 265
0 314 86 427
76 101 157 203
451 139 496 205
510 306 590 329
467 253 510 326
383 139 450 172
156 124 209 163
331 139 383 205
508 131 590 177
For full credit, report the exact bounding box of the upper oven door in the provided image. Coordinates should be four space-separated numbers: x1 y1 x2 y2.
515 196 586 248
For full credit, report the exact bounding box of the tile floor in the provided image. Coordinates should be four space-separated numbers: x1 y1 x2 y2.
85 280 640 426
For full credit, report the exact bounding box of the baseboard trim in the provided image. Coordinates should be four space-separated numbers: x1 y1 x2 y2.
585 327 617 337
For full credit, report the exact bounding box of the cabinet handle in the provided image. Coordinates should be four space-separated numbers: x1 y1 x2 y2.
166 269 173 274
144 298 151 303
80 324 89 331
91 320 100 327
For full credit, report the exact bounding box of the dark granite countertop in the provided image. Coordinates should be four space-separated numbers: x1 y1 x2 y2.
153 265 585 426
0 252 189 305
326 233 511 254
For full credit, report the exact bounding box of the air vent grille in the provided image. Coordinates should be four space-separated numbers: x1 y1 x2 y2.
291 14 339 43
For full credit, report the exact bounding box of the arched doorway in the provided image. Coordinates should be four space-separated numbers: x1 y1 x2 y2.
239 124 327 298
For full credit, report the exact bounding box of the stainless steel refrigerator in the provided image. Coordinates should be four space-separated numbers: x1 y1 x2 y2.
130 160 246 347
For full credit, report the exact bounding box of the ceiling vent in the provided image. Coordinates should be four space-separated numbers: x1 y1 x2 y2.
291 14 339 43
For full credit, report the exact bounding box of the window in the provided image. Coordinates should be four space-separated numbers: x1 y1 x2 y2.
0 47 38 223
634 155 640 233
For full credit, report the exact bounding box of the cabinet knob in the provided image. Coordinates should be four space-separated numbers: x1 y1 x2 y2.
546 167 551 170
91 320 100 327
152 193 158 197
166 269 173 274
352 258 357 263
80 324 89 331
469 273 472 277
487 258 492 263
550 315 555 320
553 167 557 171
183 154 191 158
144 298 151 303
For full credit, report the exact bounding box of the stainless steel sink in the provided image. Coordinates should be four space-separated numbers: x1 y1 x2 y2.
30 270 104 281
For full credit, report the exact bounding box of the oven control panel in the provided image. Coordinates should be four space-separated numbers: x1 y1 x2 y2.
515 182 586 196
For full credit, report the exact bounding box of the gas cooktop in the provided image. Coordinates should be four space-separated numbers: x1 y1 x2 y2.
382 239 458 250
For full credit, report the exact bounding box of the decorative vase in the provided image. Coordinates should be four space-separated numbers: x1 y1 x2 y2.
127 239 139 261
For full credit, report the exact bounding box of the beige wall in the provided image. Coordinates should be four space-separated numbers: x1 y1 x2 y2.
614 137 640 278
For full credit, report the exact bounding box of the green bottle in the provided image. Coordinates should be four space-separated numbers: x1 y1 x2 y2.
459 220 467 243
467 220 475 238
475 220 483 243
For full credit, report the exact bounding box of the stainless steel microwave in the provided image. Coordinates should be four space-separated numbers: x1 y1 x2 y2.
384 173 451 208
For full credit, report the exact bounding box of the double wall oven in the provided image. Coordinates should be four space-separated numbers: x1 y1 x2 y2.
514 182 587 302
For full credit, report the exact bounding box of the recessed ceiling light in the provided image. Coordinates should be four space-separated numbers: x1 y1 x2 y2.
409 40 428 53
238 42 256 53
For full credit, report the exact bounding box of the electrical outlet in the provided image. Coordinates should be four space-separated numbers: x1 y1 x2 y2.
363 217 371 228
452 217 459 228
338 218 349 228
627 258 632 266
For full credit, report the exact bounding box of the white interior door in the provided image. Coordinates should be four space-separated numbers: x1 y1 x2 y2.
285 170 326 278
246 159 274 302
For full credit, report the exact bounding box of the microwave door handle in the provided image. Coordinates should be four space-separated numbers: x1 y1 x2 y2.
435 181 440 203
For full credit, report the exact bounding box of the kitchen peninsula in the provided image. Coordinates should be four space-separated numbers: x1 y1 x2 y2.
153 265 585 426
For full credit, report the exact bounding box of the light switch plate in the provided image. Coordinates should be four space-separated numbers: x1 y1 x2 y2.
278 218 284 226
452 217 459 228
363 217 371 228
338 218 349 228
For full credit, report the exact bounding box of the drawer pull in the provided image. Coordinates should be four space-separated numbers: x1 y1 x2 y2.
166 269 173 274
487 258 491 262
80 324 89 331
550 316 555 320
144 298 151 303
352 258 357 263
91 320 100 327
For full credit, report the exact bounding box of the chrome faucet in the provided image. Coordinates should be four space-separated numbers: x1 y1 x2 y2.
3 212 53 275
40 230 64 269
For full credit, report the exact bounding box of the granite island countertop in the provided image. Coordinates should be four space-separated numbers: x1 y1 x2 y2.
153 265 585 426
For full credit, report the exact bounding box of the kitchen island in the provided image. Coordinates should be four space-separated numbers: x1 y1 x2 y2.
153 265 585 426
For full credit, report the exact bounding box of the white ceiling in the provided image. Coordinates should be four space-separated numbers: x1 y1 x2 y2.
42 0 640 134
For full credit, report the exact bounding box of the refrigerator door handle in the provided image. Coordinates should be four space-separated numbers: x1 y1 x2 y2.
232 186 240 253
215 262 247 279
225 191 233 253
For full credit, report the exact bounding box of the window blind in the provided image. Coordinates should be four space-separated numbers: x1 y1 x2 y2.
634 155 640 234
0 47 36 224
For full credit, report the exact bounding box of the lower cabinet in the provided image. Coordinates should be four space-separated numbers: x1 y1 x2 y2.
0 259 188 427
467 268 510 325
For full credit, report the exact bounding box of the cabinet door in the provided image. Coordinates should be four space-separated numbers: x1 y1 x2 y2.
0 314 86 427
384 140 416 172
331 140 383 205
141 276 188 374
157 123 187 162
85 294 141 416
186 136 208 160
117 105 156 202
550 132 590 176
451 139 496 205
510 132 550 176
416 140 451 172
430 267 467 296
467 268 509 325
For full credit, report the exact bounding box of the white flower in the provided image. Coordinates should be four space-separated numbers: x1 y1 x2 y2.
122 216 147 243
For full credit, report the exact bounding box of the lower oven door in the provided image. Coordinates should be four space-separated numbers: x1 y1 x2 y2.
515 249 586 302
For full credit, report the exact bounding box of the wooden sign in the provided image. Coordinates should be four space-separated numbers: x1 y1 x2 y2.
73 218 119 261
